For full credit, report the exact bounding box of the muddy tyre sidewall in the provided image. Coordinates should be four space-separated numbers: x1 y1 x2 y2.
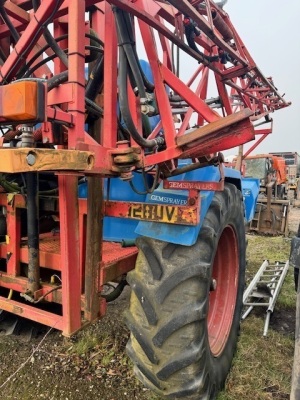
125 183 246 399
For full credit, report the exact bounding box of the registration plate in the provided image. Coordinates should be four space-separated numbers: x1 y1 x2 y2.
127 203 198 225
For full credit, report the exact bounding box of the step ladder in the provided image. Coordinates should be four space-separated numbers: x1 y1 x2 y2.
242 260 290 336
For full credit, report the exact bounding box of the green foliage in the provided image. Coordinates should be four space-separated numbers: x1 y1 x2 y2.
69 332 99 355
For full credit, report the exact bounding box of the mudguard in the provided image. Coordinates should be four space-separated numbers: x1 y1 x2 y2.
135 165 255 246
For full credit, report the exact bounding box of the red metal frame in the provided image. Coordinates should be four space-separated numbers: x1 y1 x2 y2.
0 1 290 335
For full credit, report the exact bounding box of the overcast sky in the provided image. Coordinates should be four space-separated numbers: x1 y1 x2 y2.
224 0 300 155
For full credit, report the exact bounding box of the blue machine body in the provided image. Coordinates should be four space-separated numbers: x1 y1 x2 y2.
78 173 150 242
241 177 260 222
78 165 259 246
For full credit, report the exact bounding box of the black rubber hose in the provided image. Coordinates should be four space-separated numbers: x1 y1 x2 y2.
115 9 158 137
47 71 68 91
115 8 157 141
23 52 63 78
122 11 154 92
129 166 160 195
114 8 147 99
85 97 103 117
32 0 68 67
85 54 104 102
0 3 20 44
17 33 103 79
23 45 103 78
132 46 155 92
101 279 128 302
0 46 7 64
118 47 162 149
17 33 67 79
1 0 63 82
47 70 103 118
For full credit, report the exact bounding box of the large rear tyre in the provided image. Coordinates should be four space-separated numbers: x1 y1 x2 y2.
125 183 246 399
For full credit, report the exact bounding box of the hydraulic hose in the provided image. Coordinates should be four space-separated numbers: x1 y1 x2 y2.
17 33 103 79
115 8 163 148
47 70 103 119
101 279 128 302
32 0 68 68
85 54 104 102
118 46 162 149
121 11 154 92
47 71 68 91
115 8 155 136
114 8 146 99
0 2 20 44
115 7 152 140
23 45 103 78
129 165 160 195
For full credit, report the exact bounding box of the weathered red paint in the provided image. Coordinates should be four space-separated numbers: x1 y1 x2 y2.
0 0 290 336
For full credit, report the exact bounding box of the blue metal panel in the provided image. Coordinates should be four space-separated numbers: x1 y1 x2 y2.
241 177 260 222
135 165 222 246
78 173 153 242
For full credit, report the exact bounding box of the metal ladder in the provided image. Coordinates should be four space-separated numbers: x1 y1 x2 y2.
242 260 290 336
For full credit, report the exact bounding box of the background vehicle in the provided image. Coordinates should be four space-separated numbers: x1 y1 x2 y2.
244 154 287 199
270 152 300 200
243 154 290 235
0 1 290 399
227 153 289 235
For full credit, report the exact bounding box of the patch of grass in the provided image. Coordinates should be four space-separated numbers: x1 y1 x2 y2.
217 234 295 400
218 317 294 400
278 270 296 308
246 234 295 308
246 235 291 270
69 331 100 355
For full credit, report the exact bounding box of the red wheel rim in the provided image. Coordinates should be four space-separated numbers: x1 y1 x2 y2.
208 225 239 356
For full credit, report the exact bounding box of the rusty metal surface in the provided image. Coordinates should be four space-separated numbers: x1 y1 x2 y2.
0 148 94 173
177 110 254 147
102 241 138 265
84 176 103 322
0 297 63 331
38 236 60 253
247 198 290 236
20 236 137 269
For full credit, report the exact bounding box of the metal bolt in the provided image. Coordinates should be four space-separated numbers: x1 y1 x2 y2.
26 152 36 166
188 198 196 206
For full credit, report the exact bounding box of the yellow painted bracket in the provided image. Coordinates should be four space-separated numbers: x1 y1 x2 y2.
0 148 94 173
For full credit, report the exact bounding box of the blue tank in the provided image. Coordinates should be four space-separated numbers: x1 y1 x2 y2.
78 173 153 242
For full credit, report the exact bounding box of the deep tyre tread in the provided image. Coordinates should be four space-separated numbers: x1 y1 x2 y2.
126 183 246 399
